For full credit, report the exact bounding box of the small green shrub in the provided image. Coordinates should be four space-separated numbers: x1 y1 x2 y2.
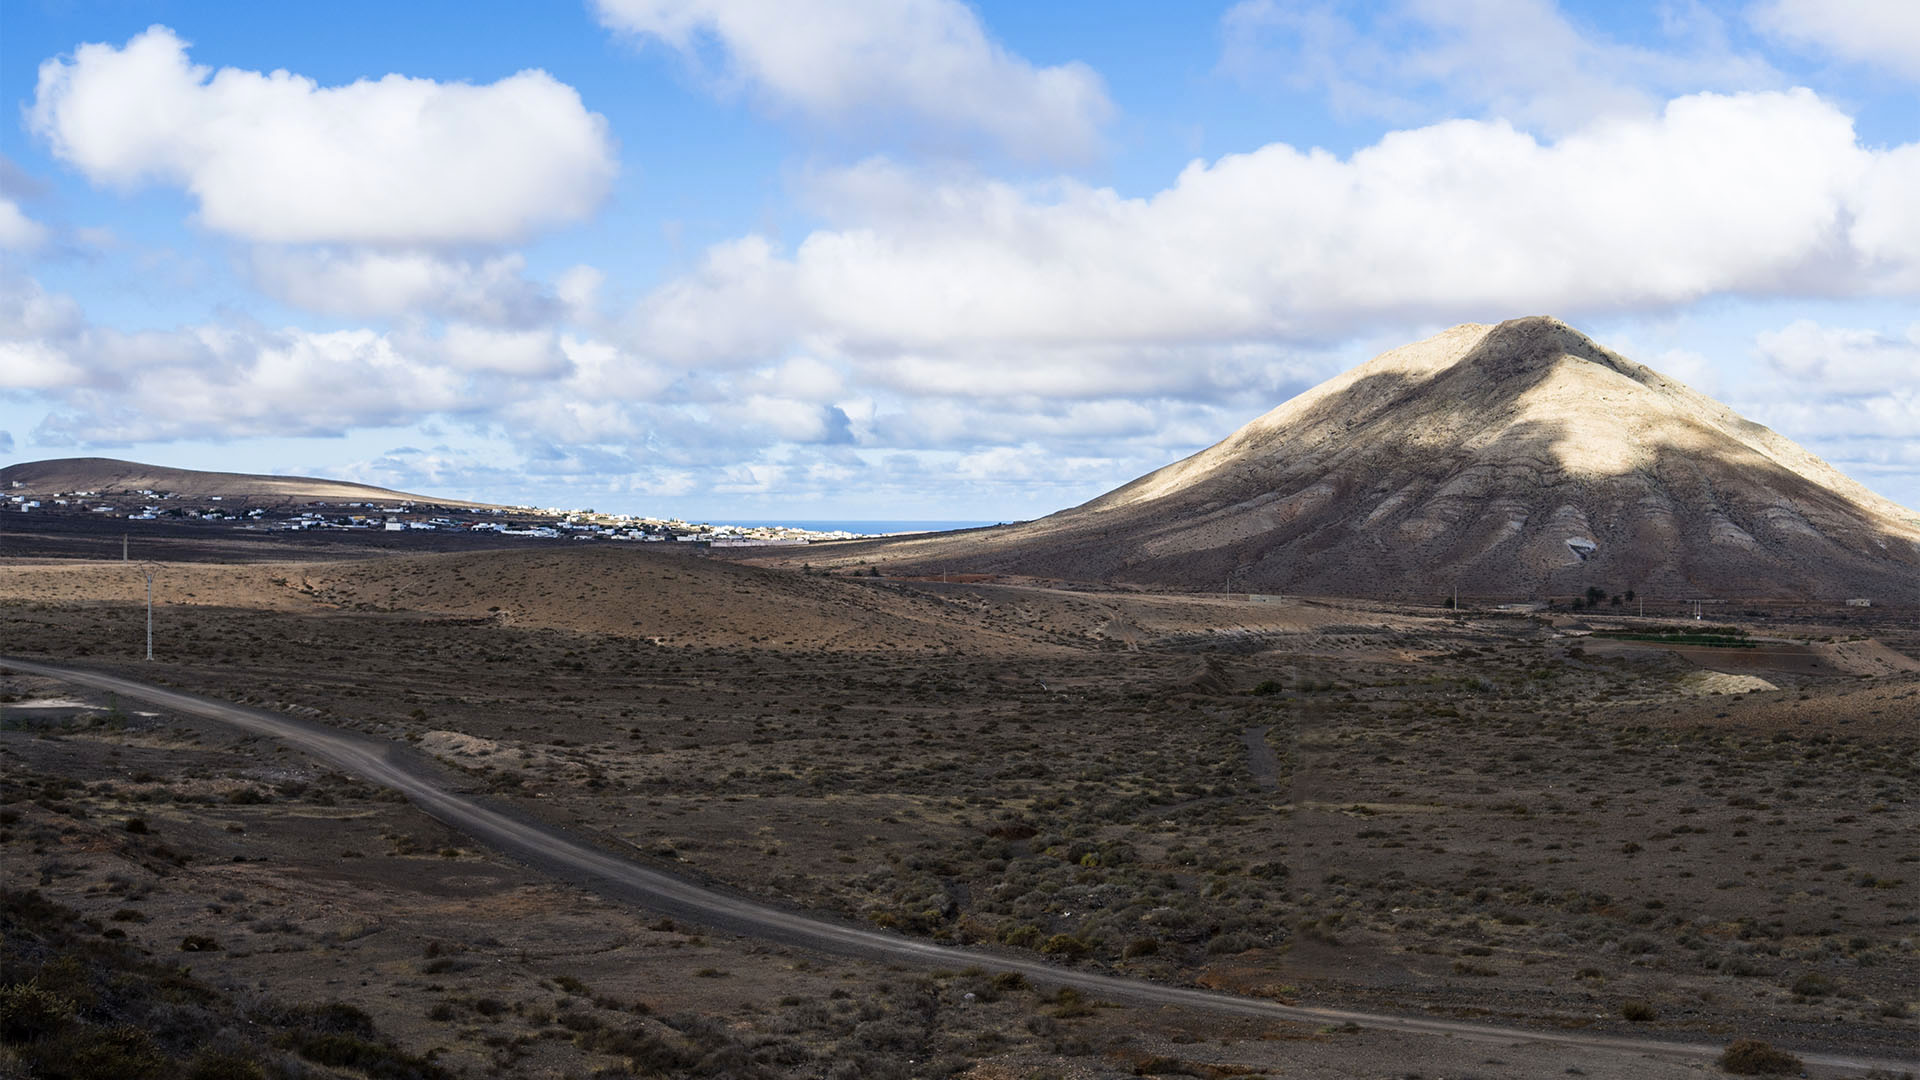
26 1023 167 1079
1205 931 1258 956
1718 1038 1802 1075
1790 972 1834 998
0 981 76 1041
1039 934 1091 959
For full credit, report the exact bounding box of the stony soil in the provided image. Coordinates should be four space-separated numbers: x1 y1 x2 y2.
2 537 1914 1077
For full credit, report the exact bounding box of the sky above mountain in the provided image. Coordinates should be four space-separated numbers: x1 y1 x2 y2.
2 0 1915 520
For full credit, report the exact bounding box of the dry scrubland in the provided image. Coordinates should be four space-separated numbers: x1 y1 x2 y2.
1 541 1916 1078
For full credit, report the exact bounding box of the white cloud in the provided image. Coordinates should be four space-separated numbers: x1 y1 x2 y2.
1645 348 1721 396
1752 0 1920 79
743 355 844 401
426 325 571 378
628 234 807 364
29 26 616 245
557 335 677 401
1850 142 1920 290
712 394 849 443
249 249 560 325
0 199 49 253
25 325 472 443
592 0 1111 161
554 265 606 325
500 395 639 443
631 91 1917 371
2 276 492 441
1755 319 1920 398
0 276 84 340
1725 318 1920 507
1744 394 1920 445
1222 0 1776 133
0 339 86 389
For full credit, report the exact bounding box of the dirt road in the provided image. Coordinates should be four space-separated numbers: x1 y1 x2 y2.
1242 725 1282 791
5 656 1908 1075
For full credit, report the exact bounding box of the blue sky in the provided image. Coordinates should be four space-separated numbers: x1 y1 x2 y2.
2 0 1916 520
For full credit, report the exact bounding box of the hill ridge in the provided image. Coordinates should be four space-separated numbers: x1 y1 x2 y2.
0 456 499 509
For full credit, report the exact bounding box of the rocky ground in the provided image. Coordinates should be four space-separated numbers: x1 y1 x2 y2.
1 535 1914 1078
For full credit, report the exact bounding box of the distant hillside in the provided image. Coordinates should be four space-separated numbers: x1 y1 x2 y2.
0 457 502 509
818 317 1920 603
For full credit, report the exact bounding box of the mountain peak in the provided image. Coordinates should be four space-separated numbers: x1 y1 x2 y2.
867 318 1920 601
1471 315 1613 371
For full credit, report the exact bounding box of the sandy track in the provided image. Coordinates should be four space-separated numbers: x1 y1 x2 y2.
1241 726 1282 791
5 656 1910 1075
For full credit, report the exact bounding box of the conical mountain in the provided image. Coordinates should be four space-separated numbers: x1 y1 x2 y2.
882 317 1920 602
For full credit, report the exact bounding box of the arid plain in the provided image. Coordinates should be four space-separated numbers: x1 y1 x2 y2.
2 513 1915 1079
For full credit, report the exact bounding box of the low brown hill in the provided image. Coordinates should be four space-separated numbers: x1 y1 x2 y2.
819 317 1920 603
295 548 1056 651
0 548 1067 653
0 456 499 509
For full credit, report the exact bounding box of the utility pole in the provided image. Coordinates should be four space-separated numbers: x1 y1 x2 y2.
123 534 128 561
145 570 154 661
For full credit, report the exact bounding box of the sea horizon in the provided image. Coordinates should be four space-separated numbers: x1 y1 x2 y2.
744 519 1003 535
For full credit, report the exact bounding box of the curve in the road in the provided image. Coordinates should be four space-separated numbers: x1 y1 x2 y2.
3 657 1908 1074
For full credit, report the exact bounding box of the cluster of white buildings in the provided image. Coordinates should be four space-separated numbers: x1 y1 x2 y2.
7 484 873 547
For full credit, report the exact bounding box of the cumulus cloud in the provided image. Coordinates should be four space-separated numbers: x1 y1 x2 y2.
426 325 571 378
29 26 616 246
1222 0 1776 133
710 395 854 443
3 275 481 441
22 325 472 444
631 91 1918 373
249 249 561 326
1755 319 1920 398
1726 318 1920 508
0 272 883 459
1850 143 1920 290
0 275 84 341
0 340 87 390
554 265 606 325
1751 0 1920 79
0 199 49 253
592 0 1111 160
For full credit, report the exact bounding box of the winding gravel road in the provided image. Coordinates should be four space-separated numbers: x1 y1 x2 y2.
4 656 1908 1074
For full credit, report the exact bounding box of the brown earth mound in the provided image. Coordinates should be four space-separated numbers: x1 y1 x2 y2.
0 456 499 508
298 548 1052 651
0 548 1060 654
